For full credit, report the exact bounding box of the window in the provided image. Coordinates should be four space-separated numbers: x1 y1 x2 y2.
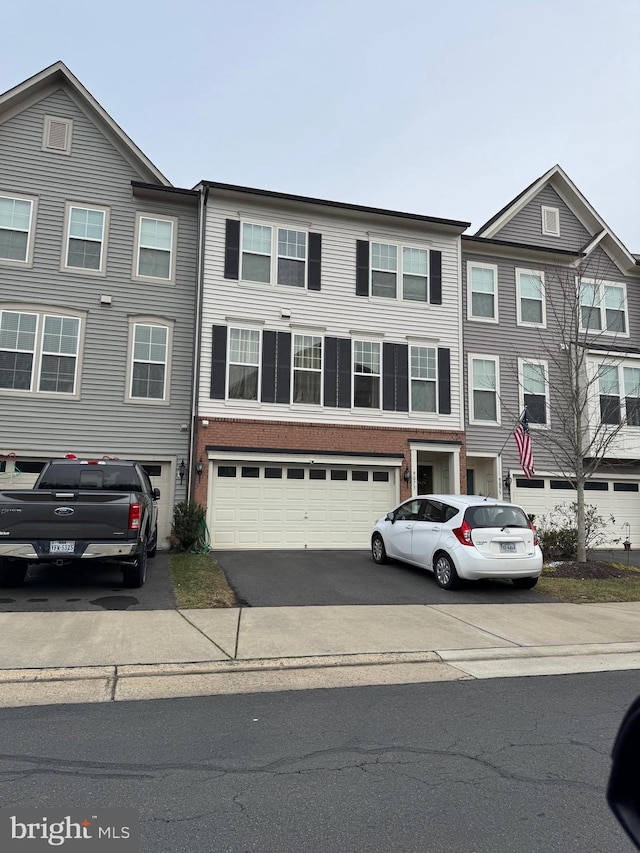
520 360 548 425
0 309 81 395
373 471 389 482
598 364 620 424
265 467 282 478
595 363 640 427
580 280 627 335
613 482 639 492
134 214 176 282
292 334 322 404
468 263 498 321
63 204 108 273
541 206 560 237
130 323 168 400
410 346 436 413
353 340 381 408
624 367 640 426
228 328 260 401
241 223 308 288
371 242 429 302
516 269 545 326
0 194 35 265
470 356 499 423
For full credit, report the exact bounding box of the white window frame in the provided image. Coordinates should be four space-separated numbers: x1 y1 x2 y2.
409 345 437 414
226 327 262 402
516 268 546 328
0 305 84 399
579 279 629 338
132 213 178 284
467 261 498 322
541 205 560 237
0 192 37 267
468 353 501 425
518 358 549 427
125 317 173 405
42 115 73 155
240 221 309 289
352 339 381 410
61 202 109 276
592 359 640 428
291 333 323 406
370 241 430 303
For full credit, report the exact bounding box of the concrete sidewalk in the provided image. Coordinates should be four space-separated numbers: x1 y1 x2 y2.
1 601 640 707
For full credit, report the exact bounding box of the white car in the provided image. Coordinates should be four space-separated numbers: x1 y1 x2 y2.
371 494 543 590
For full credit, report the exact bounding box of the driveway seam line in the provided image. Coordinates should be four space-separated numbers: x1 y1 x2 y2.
425 604 524 647
234 608 243 660
176 610 234 660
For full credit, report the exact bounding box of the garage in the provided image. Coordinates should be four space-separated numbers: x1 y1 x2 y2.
511 476 640 547
207 456 399 549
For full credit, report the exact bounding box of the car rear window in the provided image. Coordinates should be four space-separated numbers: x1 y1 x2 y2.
38 464 143 491
464 505 529 529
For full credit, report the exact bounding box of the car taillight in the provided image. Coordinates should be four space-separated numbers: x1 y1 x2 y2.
530 521 538 547
453 519 474 546
129 503 141 530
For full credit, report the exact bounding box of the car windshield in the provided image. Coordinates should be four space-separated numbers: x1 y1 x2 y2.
464 505 529 529
38 464 142 491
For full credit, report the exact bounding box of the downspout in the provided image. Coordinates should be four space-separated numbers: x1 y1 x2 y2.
186 183 209 499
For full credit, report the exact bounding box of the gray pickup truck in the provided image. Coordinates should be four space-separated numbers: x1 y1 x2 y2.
0 458 159 589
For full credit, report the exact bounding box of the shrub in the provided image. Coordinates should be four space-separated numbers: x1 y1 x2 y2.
171 501 206 552
538 525 578 560
537 501 620 560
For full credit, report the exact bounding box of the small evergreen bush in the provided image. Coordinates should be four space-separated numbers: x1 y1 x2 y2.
172 501 206 552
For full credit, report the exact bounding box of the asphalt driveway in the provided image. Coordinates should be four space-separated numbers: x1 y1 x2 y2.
215 550 552 606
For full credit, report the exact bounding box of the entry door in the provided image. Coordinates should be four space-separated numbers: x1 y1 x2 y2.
417 465 433 495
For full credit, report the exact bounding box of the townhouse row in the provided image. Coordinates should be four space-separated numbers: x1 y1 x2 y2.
2 63 639 550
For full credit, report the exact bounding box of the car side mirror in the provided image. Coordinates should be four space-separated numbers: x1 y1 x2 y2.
608 694 640 849
153 488 161 500
386 511 395 523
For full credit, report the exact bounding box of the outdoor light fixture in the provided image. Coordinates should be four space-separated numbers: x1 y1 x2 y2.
196 458 204 481
503 472 512 489
403 467 411 484
178 459 186 483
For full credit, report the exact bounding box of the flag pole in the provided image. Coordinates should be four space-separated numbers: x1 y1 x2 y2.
497 409 527 457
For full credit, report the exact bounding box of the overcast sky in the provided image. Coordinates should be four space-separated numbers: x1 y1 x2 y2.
2 0 639 248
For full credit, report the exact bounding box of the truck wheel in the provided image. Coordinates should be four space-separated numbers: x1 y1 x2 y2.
147 526 158 559
123 541 147 588
0 558 28 588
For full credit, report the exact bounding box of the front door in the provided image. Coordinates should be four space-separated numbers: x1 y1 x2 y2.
417 465 433 495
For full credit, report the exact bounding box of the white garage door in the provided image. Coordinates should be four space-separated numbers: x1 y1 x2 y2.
511 476 640 547
209 461 398 549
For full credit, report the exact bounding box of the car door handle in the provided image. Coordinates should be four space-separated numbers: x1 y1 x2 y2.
403 524 414 530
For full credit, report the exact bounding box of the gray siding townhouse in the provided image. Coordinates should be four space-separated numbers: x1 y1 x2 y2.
462 165 640 542
0 63 199 549
192 183 470 549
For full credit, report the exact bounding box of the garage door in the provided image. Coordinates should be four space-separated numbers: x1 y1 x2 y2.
209 461 398 549
511 476 640 547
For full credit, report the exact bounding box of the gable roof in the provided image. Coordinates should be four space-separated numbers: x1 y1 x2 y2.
0 61 170 186
476 165 639 275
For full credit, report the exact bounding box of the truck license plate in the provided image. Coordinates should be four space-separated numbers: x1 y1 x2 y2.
50 541 75 554
500 542 517 553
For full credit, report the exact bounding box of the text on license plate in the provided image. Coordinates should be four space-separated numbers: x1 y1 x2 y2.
50 541 75 554
500 542 517 553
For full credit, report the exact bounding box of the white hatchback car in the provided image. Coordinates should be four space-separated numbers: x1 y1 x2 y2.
371 494 543 590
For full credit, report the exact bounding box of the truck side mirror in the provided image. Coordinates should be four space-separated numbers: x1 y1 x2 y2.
608 694 640 849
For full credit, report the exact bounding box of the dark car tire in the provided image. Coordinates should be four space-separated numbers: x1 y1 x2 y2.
371 534 388 564
433 552 461 590
147 526 158 559
0 558 28 588
512 576 539 589
123 540 147 588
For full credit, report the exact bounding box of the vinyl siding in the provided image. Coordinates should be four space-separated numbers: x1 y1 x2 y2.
493 185 592 252
199 193 464 432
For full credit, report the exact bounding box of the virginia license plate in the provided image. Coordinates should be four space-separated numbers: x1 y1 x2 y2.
500 542 517 553
50 541 75 554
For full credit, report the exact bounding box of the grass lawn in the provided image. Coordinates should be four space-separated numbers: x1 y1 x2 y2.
537 562 640 603
169 552 238 609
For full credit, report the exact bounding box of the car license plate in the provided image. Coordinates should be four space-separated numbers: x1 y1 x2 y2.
50 541 75 554
500 542 517 553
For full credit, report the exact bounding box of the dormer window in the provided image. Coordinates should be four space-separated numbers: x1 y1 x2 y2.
541 206 560 237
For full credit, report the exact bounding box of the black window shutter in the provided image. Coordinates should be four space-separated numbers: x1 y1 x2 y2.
308 233 322 291
261 330 277 403
356 240 369 296
382 343 396 411
224 220 240 280
210 325 227 399
396 344 409 412
429 250 442 305
337 338 352 408
275 332 292 404
438 347 451 414
324 337 338 407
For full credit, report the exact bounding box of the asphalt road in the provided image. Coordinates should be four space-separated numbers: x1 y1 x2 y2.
0 552 176 612
216 549 553 606
0 671 637 852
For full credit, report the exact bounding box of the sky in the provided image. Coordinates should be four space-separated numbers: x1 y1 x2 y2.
2 0 639 248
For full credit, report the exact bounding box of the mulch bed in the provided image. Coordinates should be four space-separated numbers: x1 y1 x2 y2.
544 560 640 580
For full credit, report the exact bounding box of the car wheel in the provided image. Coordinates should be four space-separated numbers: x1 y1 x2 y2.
371 534 388 564
147 526 158 559
433 552 460 590
123 540 147 588
512 577 538 589
0 558 28 588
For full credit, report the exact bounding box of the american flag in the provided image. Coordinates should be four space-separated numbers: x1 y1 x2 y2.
513 411 535 478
